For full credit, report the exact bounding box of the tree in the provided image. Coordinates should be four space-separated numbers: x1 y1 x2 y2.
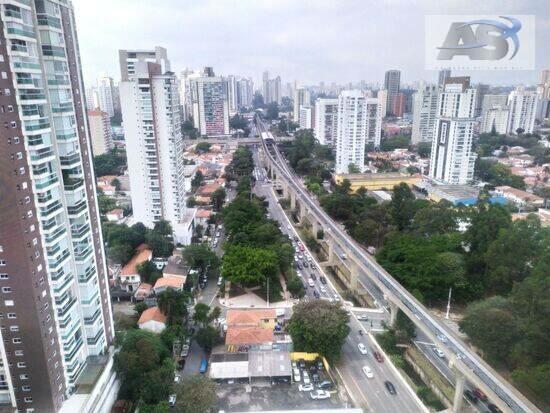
265 102 279 120
98 193 117 214
348 163 361 173
174 376 217 413
146 231 173 258
390 183 417 231
416 142 432 158
181 244 219 271
211 188 226 212
195 326 222 352
160 324 186 352
186 197 197 208
380 134 411 151
252 92 265 109
114 329 173 405
191 171 204 191
154 220 172 237
288 300 350 361
195 142 211 153
137 261 162 284
93 149 126 176
286 276 305 298
111 178 121 191
221 245 279 287
157 290 189 325
411 201 457 236
511 363 550 408
108 243 134 265
459 296 521 363
229 114 248 130
134 302 148 317
193 303 211 326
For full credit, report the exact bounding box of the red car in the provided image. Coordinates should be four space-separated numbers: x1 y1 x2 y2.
472 388 488 402
373 351 384 363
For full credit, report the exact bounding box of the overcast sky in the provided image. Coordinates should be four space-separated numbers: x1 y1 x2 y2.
74 0 549 88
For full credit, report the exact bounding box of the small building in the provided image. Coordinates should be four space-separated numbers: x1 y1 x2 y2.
183 164 199 193
153 276 185 294
173 208 196 246
119 244 152 292
334 172 422 192
209 351 292 384
134 283 152 301
195 208 213 227
138 306 166 333
494 186 544 207
227 309 277 329
106 208 124 222
163 255 190 280
225 326 275 347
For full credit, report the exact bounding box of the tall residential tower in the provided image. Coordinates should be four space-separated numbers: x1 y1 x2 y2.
0 1 115 411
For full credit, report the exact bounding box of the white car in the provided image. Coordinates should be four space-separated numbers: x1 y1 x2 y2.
362 365 374 379
174 374 181 383
294 256 298 262
217 277 223 286
298 254 303 260
310 390 331 400
287 225 291 231
358 343 368 355
308 279 315 288
168 394 176 407
306 255 312 262
320 286 327 293
299 383 314 392
437 334 448 343
293 368 301 382
303 371 311 385
433 347 445 358
296 271 302 278
333 294 340 301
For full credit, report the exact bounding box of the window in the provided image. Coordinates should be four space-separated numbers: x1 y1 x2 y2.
4 301 13 307
0 260 5 266
17 362 26 368
10 326 19 332
7 313 16 319
22 385 31 391
0 274 8 280
12 338 21 344
14 136 20 144
20 374 28 380
2 287 11 293
15 350 23 356
23 397 32 403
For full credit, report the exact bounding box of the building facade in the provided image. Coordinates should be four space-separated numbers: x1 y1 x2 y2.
0 1 115 411
119 47 187 232
237 77 253 109
293 87 310 122
481 94 508 116
96 75 115 118
261 71 281 105
335 90 381 174
481 106 510 134
429 77 477 185
88 110 113 155
384 69 400 115
411 84 439 144
314 98 338 147
191 73 230 136
298 105 312 129
507 86 538 134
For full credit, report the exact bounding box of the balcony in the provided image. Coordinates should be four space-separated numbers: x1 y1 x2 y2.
60 152 81 168
44 226 66 244
35 173 59 190
74 245 92 262
64 337 84 363
78 265 96 284
57 295 77 318
37 15 61 29
51 101 74 114
67 199 87 216
86 329 104 346
42 45 66 58
29 147 54 162
71 223 90 240
53 273 73 295
84 309 101 326
63 177 84 192
56 129 78 141
39 200 62 218
48 248 70 269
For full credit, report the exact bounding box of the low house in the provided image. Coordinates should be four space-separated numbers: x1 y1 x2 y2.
195 208 213 227
494 186 544 207
225 309 278 347
163 256 190 280
138 306 166 333
153 276 185 294
226 309 277 329
173 208 196 246
119 244 152 292
106 208 124 222
225 327 274 347
134 283 152 301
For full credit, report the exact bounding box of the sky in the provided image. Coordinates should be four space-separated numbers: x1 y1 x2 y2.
74 0 550 88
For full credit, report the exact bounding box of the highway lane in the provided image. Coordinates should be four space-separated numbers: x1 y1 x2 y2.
257 119 538 413
252 150 426 413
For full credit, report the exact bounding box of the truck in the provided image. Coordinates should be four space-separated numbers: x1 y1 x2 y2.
199 358 208 374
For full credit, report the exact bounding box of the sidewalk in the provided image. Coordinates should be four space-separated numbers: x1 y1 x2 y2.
219 291 295 309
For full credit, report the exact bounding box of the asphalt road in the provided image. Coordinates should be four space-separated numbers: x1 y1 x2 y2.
252 149 426 413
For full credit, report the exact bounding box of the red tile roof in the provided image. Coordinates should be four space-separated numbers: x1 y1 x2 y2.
225 326 274 346
226 309 276 326
138 306 167 325
120 245 152 277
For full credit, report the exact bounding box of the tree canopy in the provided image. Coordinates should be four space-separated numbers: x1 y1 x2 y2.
174 376 217 413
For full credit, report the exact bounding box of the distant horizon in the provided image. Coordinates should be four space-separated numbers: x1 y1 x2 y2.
74 0 549 88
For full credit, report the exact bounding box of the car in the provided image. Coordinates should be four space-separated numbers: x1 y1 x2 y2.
362 365 374 378
298 359 306 369
168 394 177 407
357 343 368 355
373 351 384 363
296 271 302 278
297 263 303 270
308 278 315 288
320 285 326 293
294 256 298 262
433 347 445 358
472 388 488 402
333 294 340 301
341 253 347 260
303 371 311 385
310 390 331 400
315 358 324 370
318 380 333 390
299 245 305 252
311 373 320 383
298 383 314 392
313 290 320 299
291 361 297 369
437 333 448 343
217 277 223 286
298 254 303 260
293 368 301 382
357 314 369 321
287 225 291 231
303 261 309 268
174 373 181 383
306 255 312 262
199 358 208 374
294 236 299 242
216 231 221 237
310 273 316 281
488 404 503 413
464 389 478 404
384 381 397 395
320 276 327 284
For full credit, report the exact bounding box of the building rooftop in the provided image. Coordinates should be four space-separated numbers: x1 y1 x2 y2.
163 255 190 278
225 326 274 346
153 275 185 290
120 244 152 277
495 186 544 203
138 306 167 325
227 309 277 326
248 350 291 378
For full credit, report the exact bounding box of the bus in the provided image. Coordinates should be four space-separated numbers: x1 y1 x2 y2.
199 358 208 374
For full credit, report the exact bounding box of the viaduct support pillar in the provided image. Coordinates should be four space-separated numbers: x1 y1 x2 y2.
389 302 398 327
349 260 360 290
290 192 296 210
311 219 320 240
452 372 465 413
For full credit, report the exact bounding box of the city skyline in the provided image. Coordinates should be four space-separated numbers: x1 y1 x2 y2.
75 0 549 87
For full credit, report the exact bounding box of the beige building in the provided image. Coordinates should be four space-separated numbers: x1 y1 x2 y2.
88 109 113 155
334 172 422 192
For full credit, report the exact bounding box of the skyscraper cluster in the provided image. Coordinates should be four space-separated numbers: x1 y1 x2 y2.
262 71 282 105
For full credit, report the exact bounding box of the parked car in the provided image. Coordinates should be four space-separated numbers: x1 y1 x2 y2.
168 394 177 407
318 380 333 390
299 383 314 392
217 277 223 286
320 285 327 293
373 351 384 363
464 389 478 404
303 371 311 385
308 278 315 288
384 381 397 395
357 343 368 355
362 365 374 379
310 272 316 281
313 290 320 299
297 263 303 270
310 390 331 400
293 368 301 382
320 276 327 284
315 358 324 370
311 373 320 383
298 359 306 369
433 347 445 358
488 404 503 413
303 261 309 268
174 374 181 383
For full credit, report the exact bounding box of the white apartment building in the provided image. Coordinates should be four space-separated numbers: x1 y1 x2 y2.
191 73 230 136
481 94 508 115
293 87 310 122
430 77 477 185
335 90 381 174
481 106 510 134
314 98 338 147
237 77 254 108
0 1 116 411
179 68 202 121
376 89 388 118
97 75 115 118
299 105 313 129
85 86 99 110
507 87 538 134
119 48 187 236
226 75 238 116
411 84 439 144
88 110 113 155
